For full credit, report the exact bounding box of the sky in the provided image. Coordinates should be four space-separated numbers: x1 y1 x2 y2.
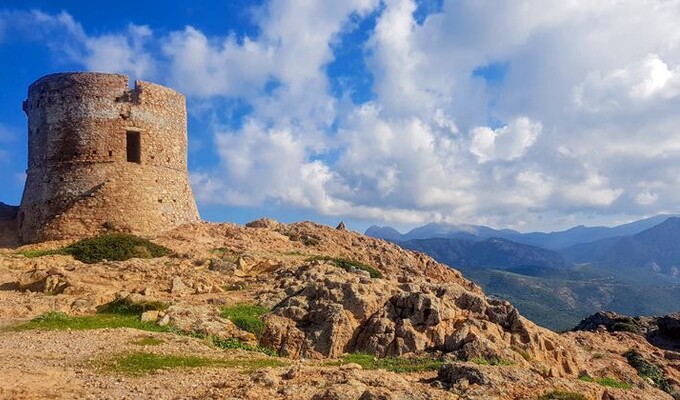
2 0 680 233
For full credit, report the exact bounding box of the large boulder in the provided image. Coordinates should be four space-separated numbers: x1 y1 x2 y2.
572 311 651 335
657 312 680 340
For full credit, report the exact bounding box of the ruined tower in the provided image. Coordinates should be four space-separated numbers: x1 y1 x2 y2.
18 72 200 243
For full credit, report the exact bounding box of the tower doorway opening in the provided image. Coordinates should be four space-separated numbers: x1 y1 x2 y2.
126 131 141 163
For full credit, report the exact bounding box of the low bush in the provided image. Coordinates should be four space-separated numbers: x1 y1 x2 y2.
624 349 672 393
63 234 172 263
469 356 513 366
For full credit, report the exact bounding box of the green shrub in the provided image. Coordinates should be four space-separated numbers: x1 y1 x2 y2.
96 298 168 315
95 295 167 323
220 304 269 336
537 391 586 400
308 256 382 279
624 349 672 393
62 234 172 263
611 322 642 334
330 353 444 373
469 356 513 366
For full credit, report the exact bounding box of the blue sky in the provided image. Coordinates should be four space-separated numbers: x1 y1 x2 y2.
2 0 680 233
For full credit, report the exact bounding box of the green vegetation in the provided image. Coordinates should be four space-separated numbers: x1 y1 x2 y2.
18 234 172 263
308 256 382 279
330 353 444 373
624 349 672 393
579 376 631 389
469 356 513 366
96 298 168 315
220 304 269 336
284 232 320 247
211 336 277 357
6 311 173 333
99 351 286 375
512 347 532 361
130 337 164 346
19 248 63 258
64 234 172 263
610 322 642 334
537 391 586 400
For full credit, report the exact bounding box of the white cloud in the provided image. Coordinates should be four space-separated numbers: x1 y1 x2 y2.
7 1 680 230
1 10 155 79
470 117 541 163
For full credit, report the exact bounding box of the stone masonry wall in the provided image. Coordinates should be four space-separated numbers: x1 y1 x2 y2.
18 72 199 243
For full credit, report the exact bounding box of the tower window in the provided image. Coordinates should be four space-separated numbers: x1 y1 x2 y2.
126 131 141 163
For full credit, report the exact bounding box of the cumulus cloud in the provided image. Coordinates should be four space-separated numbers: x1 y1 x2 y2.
470 117 541 163
1 10 155 78
6 1 680 230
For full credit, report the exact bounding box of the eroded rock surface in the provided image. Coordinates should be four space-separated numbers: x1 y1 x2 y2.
0 220 677 399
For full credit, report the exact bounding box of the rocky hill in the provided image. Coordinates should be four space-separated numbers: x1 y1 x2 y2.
0 219 678 399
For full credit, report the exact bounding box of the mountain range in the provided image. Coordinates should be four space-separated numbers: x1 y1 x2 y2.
366 215 680 330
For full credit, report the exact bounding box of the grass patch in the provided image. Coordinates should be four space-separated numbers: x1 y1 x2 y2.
6 311 173 333
220 304 269 336
579 376 631 389
469 356 513 366
100 352 287 375
19 248 64 258
211 337 277 357
537 391 586 400
624 349 672 393
308 256 382 279
130 337 164 346
331 353 444 373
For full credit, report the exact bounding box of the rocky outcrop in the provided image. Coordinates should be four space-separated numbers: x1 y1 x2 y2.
572 311 653 334
658 313 680 340
4 219 680 399
259 256 579 377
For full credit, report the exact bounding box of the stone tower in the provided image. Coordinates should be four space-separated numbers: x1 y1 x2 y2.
18 72 200 243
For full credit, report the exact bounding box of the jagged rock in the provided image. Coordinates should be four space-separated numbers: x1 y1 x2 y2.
140 310 160 323
437 363 488 386
250 368 280 387
282 365 300 380
312 384 366 400
572 311 650 334
170 277 190 294
245 218 280 229
658 312 680 339
17 266 69 294
162 305 254 341
336 221 347 231
359 388 400 400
